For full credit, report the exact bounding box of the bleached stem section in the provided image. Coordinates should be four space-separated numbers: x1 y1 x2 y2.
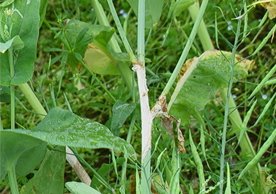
133 64 153 161
66 147 91 185
133 63 152 193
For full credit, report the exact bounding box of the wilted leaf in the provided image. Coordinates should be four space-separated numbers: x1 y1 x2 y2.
10 108 136 157
168 50 253 124
21 147 66 194
261 1 276 19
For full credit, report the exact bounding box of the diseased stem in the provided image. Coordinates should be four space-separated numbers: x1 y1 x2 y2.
18 83 92 185
136 0 152 193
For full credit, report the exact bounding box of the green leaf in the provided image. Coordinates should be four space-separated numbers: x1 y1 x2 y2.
0 35 24 53
0 0 14 7
171 0 195 17
21 147 66 194
83 43 120 75
66 182 101 194
0 86 10 102
0 130 47 181
111 101 136 134
62 19 114 68
0 0 40 86
10 108 136 157
169 50 253 124
127 0 164 28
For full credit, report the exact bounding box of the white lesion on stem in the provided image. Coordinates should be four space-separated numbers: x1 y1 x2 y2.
133 63 153 160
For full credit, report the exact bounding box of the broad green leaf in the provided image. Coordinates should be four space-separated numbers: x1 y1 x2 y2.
0 0 40 86
66 182 101 194
0 35 24 53
127 0 164 28
10 108 136 156
0 0 14 7
62 19 127 75
62 19 114 68
0 130 47 180
169 50 253 124
111 101 136 134
83 43 120 75
21 147 66 194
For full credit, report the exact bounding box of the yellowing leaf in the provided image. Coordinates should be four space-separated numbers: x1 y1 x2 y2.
261 1 276 19
168 50 254 125
83 43 120 75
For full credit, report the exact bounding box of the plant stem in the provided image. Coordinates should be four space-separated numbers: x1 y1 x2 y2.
188 2 214 51
18 83 47 119
91 0 133 90
186 3 264 192
161 0 209 97
219 17 241 194
136 0 152 193
8 48 15 129
107 0 136 62
0 103 3 130
7 165 19 194
18 83 92 185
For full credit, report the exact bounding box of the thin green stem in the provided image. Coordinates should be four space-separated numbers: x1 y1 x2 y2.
8 48 15 129
7 165 19 194
219 17 241 194
107 0 136 62
18 83 47 119
91 0 133 90
0 103 3 130
161 0 209 97
188 2 214 50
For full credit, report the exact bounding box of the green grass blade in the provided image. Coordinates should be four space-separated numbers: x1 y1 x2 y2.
224 163 231 194
249 64 276 98
264 78 276 86
253 93 276 126
189 130 205 193
243 100 257 127
252 24 276 56
161 0 209 96
91 0 133 90
107 0 136 62
237 100 257 144
239 128 276 179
